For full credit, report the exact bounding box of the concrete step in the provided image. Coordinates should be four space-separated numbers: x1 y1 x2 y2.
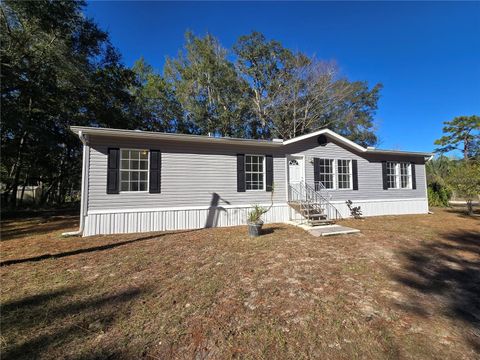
309 219 334 226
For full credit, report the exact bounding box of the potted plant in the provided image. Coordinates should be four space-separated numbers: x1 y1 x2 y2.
247 205 267 237
247 186 274 237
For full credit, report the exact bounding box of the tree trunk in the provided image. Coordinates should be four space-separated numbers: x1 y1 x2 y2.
19 183 26 208
39 181 57 207
464 136 470 160
467 200 473 216
8 131 28 209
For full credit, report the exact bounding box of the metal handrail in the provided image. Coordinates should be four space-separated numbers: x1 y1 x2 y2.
314 181 333 201
305 182 342 220
288 184 310 221
288 181 342 221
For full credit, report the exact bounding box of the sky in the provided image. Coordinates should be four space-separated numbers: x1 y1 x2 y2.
85 1 480 153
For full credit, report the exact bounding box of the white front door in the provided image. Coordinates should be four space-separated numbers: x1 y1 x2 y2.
288 157 304 202
288 157 304 184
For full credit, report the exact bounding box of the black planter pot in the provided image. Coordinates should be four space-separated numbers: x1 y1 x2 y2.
248 222 263 237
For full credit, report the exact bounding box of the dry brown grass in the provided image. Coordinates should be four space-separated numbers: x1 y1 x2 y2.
1 208 479 359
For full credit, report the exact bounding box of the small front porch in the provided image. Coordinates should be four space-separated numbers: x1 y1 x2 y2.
286 154 342 226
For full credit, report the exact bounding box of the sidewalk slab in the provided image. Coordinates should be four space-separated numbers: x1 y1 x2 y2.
307 224 360 237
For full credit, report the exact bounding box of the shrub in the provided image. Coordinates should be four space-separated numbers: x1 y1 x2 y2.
247 204 267 224
427 181 452 207
446 161 480 215
346 200 363 219
247 186 275 224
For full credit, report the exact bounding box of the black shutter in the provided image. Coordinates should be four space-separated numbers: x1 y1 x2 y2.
352 159 359 190
411 162 416 190
266 155 273 192
149 150 161 193
313 158 320 184
237 154 245 192
382 161 388 190
107 148 120 194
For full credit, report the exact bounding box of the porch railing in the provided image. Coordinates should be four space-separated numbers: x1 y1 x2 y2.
314 181 333 201
288 181 342 221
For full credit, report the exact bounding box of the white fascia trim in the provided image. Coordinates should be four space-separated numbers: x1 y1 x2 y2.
329 198 427 204
283 129 367 153
87 203 289 215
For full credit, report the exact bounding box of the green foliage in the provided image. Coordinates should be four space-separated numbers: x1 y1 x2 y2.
446 161 480 215
426 155 454 207
427 183 452 207
1 1 383 209
164 32 250 137
247 185 274 224
233 31 382 144
247 204 268 224
426 155 454 184
1 0 139 208
159 30 382 143
434 115 480 160
131 57 182 132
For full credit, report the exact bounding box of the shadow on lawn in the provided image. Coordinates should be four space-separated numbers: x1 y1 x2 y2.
0 216 79 241
0 229 198 267
1 285 145 359
393 229 480 349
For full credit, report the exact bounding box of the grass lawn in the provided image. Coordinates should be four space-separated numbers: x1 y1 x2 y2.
1 208 479 359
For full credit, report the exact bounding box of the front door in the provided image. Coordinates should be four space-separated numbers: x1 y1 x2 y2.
288 156 304 200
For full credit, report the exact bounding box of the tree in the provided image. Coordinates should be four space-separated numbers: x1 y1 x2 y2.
447 161 480 215
434 115 480 160
1 0 138 209
234 31 381 145
164 32 250 137
131 57 183 133
233 31 293 139
426 155 454 207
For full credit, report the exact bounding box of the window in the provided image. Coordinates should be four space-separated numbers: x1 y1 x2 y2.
387 162 411 189
337 159 352 189
120 149 149 192
318 158 334 189
400 163 411 189
386 162 397 189
245 155 264 190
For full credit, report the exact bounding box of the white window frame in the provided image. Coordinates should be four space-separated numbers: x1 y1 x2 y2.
119 148 150 193
245 154 266 191
317 158 353 190
317 158 335 190
386 162 412 189
336 159 353 191
386 161 397 189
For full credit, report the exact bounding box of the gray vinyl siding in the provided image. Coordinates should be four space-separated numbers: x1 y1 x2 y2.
86 134 427 212
87 136 286 211
284 136 427 201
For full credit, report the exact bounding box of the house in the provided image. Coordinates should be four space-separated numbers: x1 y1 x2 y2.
67 126 432 236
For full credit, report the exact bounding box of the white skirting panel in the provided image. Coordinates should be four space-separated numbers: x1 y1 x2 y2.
83 204 290 236
83 198 428 236
330 198 429 218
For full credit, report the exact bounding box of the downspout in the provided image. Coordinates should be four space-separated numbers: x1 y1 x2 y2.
62 131 88 237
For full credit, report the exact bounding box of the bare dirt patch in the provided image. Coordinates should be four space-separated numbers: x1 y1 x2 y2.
1 208 479 359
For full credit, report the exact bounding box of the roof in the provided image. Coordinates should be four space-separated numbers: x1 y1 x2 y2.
70 126 433 158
